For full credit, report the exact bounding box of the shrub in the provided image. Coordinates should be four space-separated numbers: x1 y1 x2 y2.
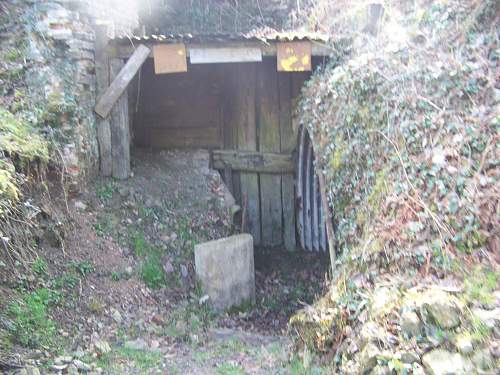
7 288 56 348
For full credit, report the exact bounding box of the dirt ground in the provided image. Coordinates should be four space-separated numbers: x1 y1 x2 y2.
1 148 328 374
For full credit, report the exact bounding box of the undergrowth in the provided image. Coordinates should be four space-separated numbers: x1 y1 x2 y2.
290 0 499 362
7 288 57 348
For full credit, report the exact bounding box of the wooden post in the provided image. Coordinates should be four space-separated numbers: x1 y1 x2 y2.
304 140 313 250
235 63 261 246
109 59 130 179
259 59 283 246
94 24 112 176
95 45 150 118
279 72 296 251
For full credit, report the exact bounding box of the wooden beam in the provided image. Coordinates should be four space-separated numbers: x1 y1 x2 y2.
94 24 112 177
259 59 283 246
190 47 262 63
95 44 150 118
212 150 294 174
110 41 332 59
234 63 261 246
109 59 130 179
135 126 221 149
279 72 297 251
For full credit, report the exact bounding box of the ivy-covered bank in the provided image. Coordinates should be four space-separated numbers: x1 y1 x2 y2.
290 0 499 373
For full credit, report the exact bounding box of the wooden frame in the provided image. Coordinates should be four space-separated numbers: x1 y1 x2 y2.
212 150 294 174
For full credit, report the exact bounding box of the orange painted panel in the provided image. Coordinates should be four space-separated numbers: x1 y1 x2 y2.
277 41 312 72
153 43 187 74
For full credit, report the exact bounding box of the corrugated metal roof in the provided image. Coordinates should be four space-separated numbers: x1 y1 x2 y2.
111 29 329 44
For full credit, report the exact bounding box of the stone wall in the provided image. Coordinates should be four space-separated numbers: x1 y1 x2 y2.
26 0 139 190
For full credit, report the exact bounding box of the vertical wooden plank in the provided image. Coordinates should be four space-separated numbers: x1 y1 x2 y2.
220 64 241 204
279 72 296 251
259 59 283 246
235 63 261 246
110 58 130 179
291 72 310 138
94 24 112 176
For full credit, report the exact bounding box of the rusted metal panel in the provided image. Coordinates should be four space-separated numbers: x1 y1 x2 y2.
153 43 187 74
277 41 312 72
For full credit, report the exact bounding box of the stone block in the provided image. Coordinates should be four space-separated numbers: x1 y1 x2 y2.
194 234 255 311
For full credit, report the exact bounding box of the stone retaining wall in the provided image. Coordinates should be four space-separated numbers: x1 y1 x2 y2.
27 0 139 190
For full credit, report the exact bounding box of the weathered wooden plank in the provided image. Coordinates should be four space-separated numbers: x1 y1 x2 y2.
259 59 283 246
291 72 310 138
95 44 150 118
135 126 221 149
94 24 112 176
190 47 262 63
212 150 293 173
110 59 130 179
111 41 332 59
223 163 234 195
235 63 261 246
304 140 313 250
278 72 296 251
220 64 241 204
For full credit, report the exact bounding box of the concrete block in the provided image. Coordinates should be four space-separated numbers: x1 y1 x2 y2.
195 234 255 311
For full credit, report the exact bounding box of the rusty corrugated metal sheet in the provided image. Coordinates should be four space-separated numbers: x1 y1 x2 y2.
111 28 329 44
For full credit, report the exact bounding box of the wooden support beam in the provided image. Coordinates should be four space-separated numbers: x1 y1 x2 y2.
190 47 262 64
304 140 313 250
95 44 150 118
94 24 112 176
279 72 297 251
135 126 221 149
235 63 261 246
259 59 283 246
110 41 332 60
109 59 130 179
212 150 293 174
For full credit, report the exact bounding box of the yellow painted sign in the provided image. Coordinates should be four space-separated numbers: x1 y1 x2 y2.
277 42 312 72
153 43 187 74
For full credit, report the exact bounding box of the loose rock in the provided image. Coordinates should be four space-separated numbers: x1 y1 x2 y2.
94 340 111 354
125 338 148 351
400 311 422 337
471 348 494 371
359 342 381 373
455 336 473 355
422 289 461 329
422 349 473 375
